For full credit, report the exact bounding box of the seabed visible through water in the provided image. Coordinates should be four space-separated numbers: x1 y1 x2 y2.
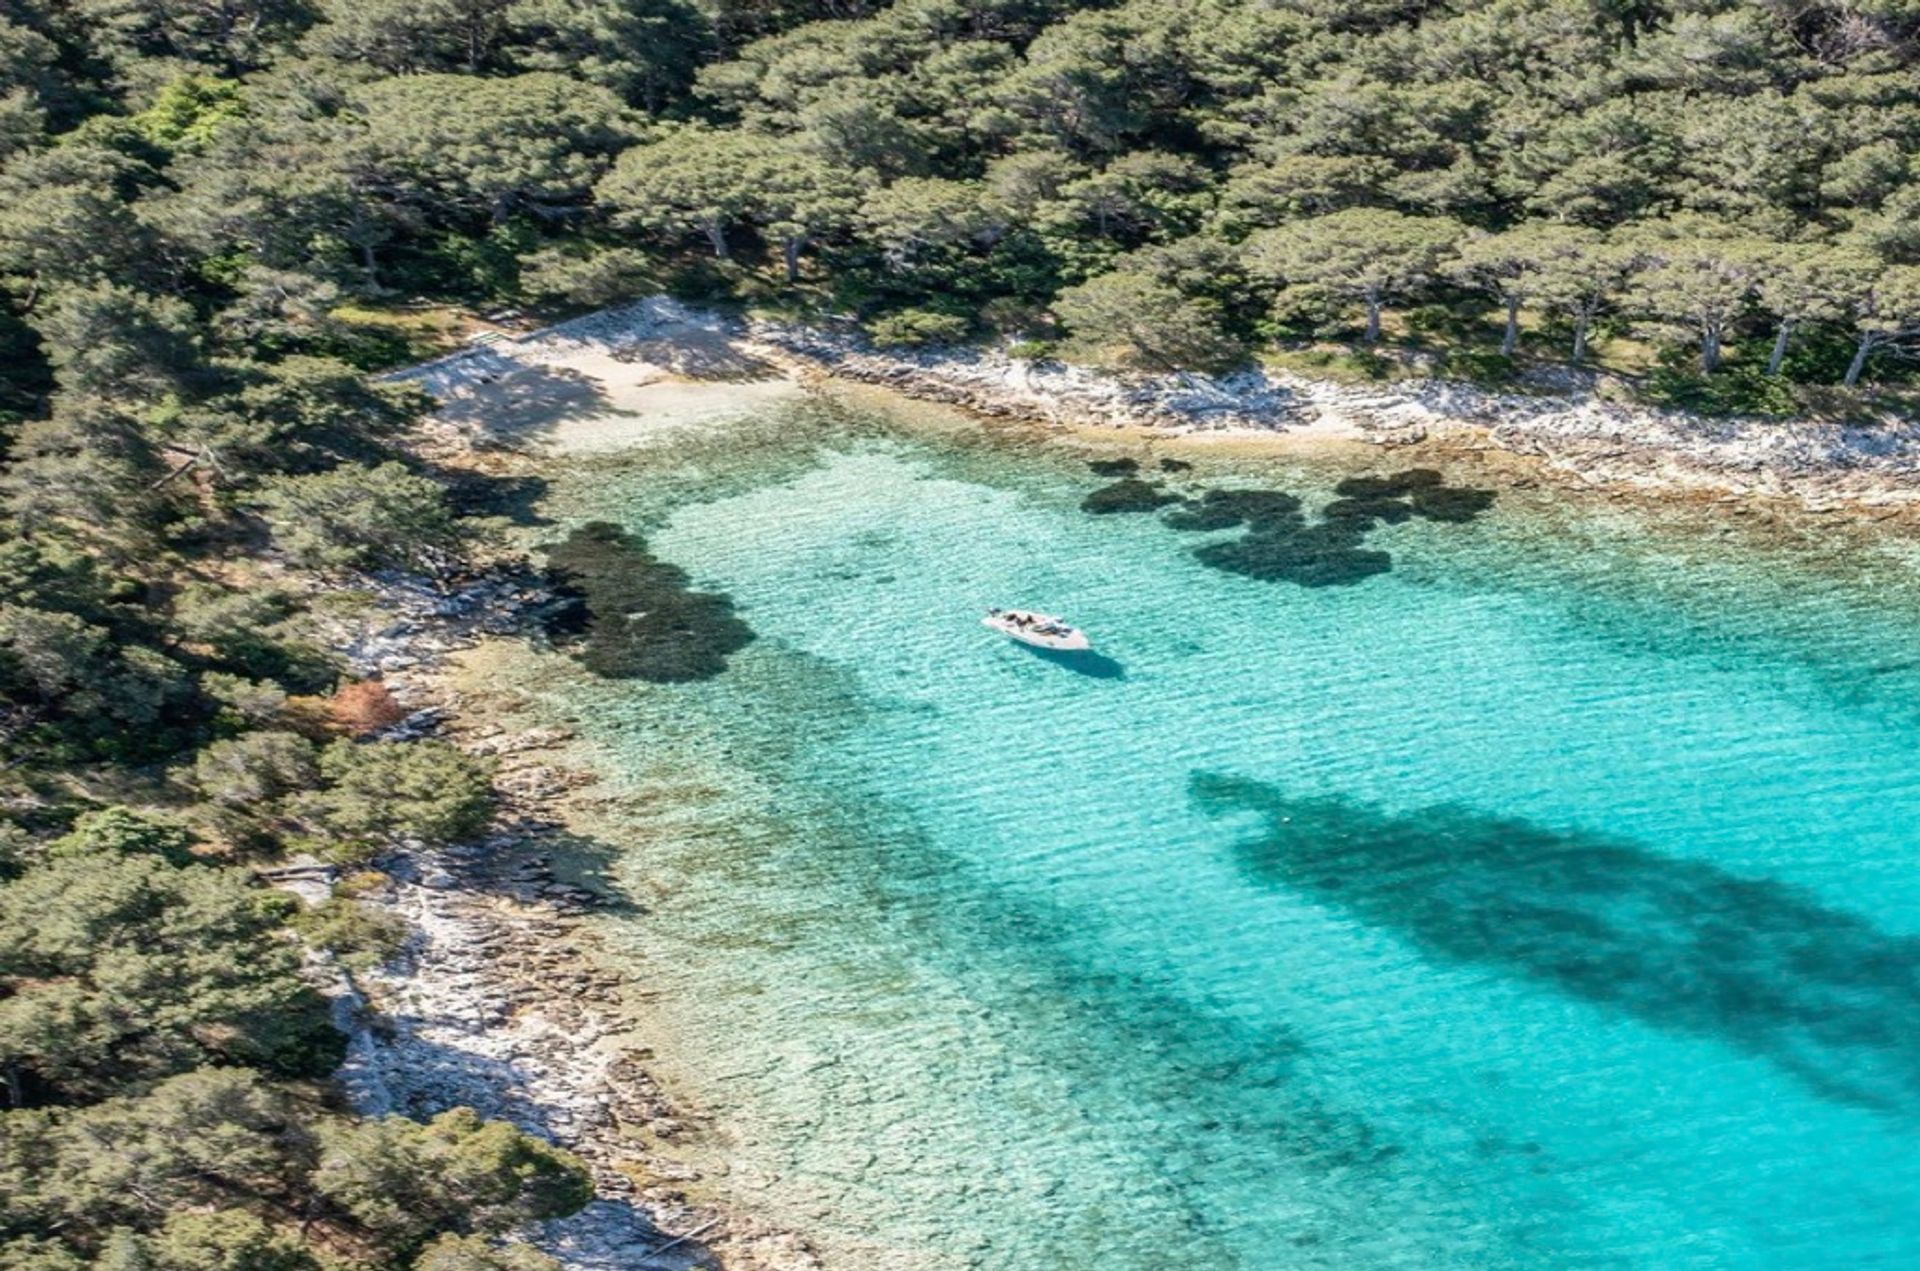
476 387 1920 1269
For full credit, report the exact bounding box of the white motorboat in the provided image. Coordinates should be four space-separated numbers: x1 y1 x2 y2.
984 608 1091 651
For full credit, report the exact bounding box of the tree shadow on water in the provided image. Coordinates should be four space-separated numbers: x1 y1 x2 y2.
543 522 753 682
1189 771 1920 1117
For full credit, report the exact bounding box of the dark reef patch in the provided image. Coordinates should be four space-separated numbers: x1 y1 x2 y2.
1189 771 1920 1117
1334 469 1443 498
543 521 754 682
1162 488 1305 533
1082 478 1181 514
1122 469 1495 588
1193 523 1391 587
1158 457 1193 473
1321 495 1415 526
1409 484 1498 523
1087 457 1140 476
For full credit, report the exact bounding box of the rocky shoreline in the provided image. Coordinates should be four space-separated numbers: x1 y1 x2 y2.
304 571 821 1271
743 315 1920 510
392 295 1920 510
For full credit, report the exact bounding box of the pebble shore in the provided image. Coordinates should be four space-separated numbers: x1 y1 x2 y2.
305 571 822 1271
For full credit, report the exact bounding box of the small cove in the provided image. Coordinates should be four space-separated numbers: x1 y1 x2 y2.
492 389 1920 1268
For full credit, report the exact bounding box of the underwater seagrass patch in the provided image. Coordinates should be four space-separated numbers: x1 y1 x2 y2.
543 521 754 682
1162 488 1306 533
1193 522 1393 587
1082 477 1183 514
1085 468 1496 588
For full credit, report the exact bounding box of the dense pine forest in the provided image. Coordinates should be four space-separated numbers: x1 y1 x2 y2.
2 0 1920 1267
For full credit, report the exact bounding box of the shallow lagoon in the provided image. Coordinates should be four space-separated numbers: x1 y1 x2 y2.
518 393 1920 1268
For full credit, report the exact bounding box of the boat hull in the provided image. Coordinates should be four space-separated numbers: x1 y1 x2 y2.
984 612 1091 651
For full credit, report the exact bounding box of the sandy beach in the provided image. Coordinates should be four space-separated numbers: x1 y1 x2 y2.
389 301 806 456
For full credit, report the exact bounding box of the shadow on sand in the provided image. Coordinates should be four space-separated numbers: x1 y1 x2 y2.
615 334 780 382
436 364 629 438
1018 642 1127 679
1190 770 1920 1118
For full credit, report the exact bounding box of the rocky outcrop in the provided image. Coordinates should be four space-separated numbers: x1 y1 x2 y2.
748 318 1313 432
338 824 815 1271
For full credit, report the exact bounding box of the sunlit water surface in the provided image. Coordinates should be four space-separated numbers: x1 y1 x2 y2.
524 396 1920 1269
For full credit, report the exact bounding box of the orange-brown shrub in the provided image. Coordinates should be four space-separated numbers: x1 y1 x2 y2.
329 680 407 736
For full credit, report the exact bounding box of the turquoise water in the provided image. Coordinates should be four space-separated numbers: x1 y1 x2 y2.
538 400 1920 1268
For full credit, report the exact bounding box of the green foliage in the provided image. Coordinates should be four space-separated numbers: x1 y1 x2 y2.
866 308 971 347
517 243 657 308
290 895 408 971
1621 218 1771 373
507 0 712 112
253 462 462 573
313 1107 592 1257
1642 355 1805 418
0 602 197 761
0 1067 309 1239
1056 269 1246 373
353 74 633 227
299 740 495 856
0 145 161 295
126 77 248 155
0 1067 588 1266
1244 210 1463 343
412 1234 563 1271
189 731 323 848
187 357 429 480
598 126 868 277
48 808 197 867
141 1209 322 1271
0 847 341 1101
35 283 199 400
